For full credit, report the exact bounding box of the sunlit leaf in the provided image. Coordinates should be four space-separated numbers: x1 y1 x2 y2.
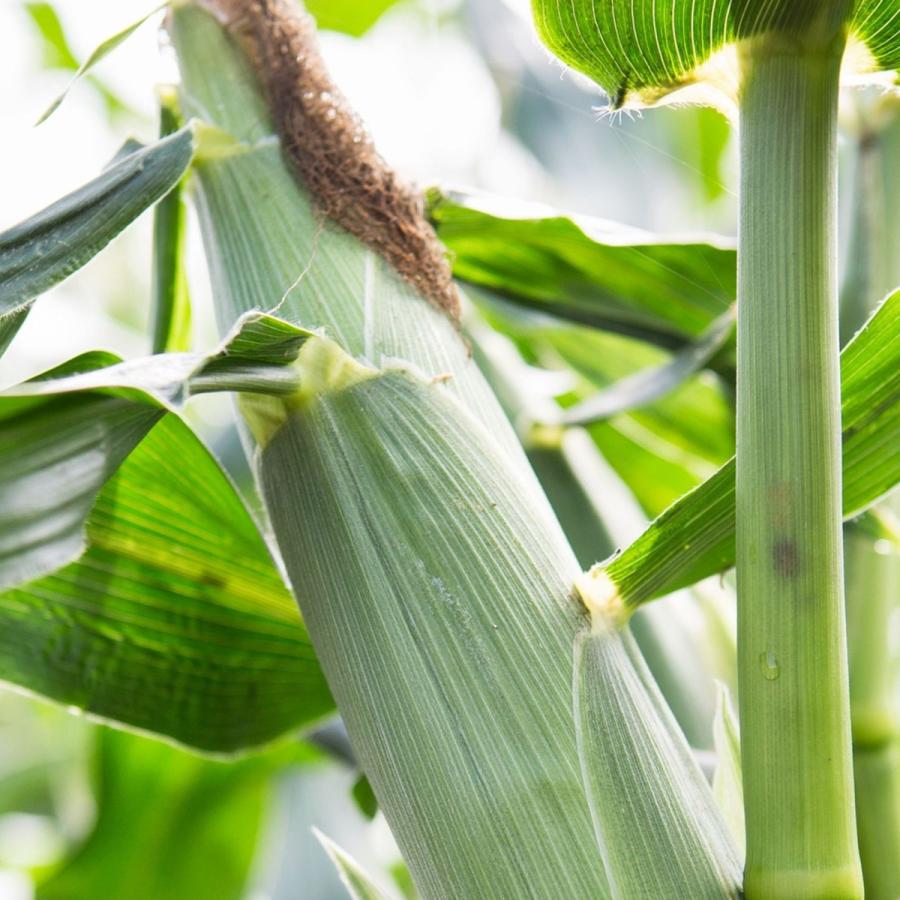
606 287 900 607
429 190 737 357
24 1 129 119
35 3 165 125
306 0 404 37
530 0 900 109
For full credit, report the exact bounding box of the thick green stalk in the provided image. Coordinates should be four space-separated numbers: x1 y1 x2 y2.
736 24 862 899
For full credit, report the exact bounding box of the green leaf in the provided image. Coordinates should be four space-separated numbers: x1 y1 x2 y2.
0 127 194 319
316 831 398 900
573 628 741 897
24 2 78 70
0 315 335 751
429 190 737 356
35 3 165 125
306 0 405 37
472 291 735 517
38 727 319 900
0 413 333 752
529 0 899 110
0 311 312 592
558 307 735 425
605 287 900 607
24 2 129 119
851 1 900 77
151 89 192 353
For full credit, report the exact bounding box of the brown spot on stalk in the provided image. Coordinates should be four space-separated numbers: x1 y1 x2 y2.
195 0 460 320
772 538 799 579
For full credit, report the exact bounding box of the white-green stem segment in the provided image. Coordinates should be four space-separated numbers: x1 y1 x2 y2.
736 19 862 899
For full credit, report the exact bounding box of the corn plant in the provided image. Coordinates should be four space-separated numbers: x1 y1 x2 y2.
0 0 898 897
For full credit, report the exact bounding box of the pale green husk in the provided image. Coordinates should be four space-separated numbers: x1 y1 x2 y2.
171 4 741 896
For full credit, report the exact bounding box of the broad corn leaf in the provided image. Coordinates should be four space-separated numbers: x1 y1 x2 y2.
429 190 737 356
606 288 900 608
531 0 900 110
0 315 334 751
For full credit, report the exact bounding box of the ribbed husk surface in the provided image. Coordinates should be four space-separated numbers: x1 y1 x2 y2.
575 626 741 897
259 365 607 897
171 5 739 896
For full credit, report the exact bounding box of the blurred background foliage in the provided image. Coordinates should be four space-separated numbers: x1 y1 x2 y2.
0 0 894 897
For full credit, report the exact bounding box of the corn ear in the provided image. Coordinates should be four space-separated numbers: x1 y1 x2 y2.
171 4 741 896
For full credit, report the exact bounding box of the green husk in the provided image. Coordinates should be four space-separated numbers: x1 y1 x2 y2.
171 3 741 895
472 322 720 749
574 624 740 897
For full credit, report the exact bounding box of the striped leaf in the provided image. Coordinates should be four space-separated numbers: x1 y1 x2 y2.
530 0 899 109
605 287 900 608
0 315 334 751
429 190 737 357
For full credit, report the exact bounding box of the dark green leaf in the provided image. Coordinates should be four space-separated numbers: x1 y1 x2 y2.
429 190 736 357
0 127 194 318
352 773 379 820
0 314 335 751
607 287 900 607
0 412 333 752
